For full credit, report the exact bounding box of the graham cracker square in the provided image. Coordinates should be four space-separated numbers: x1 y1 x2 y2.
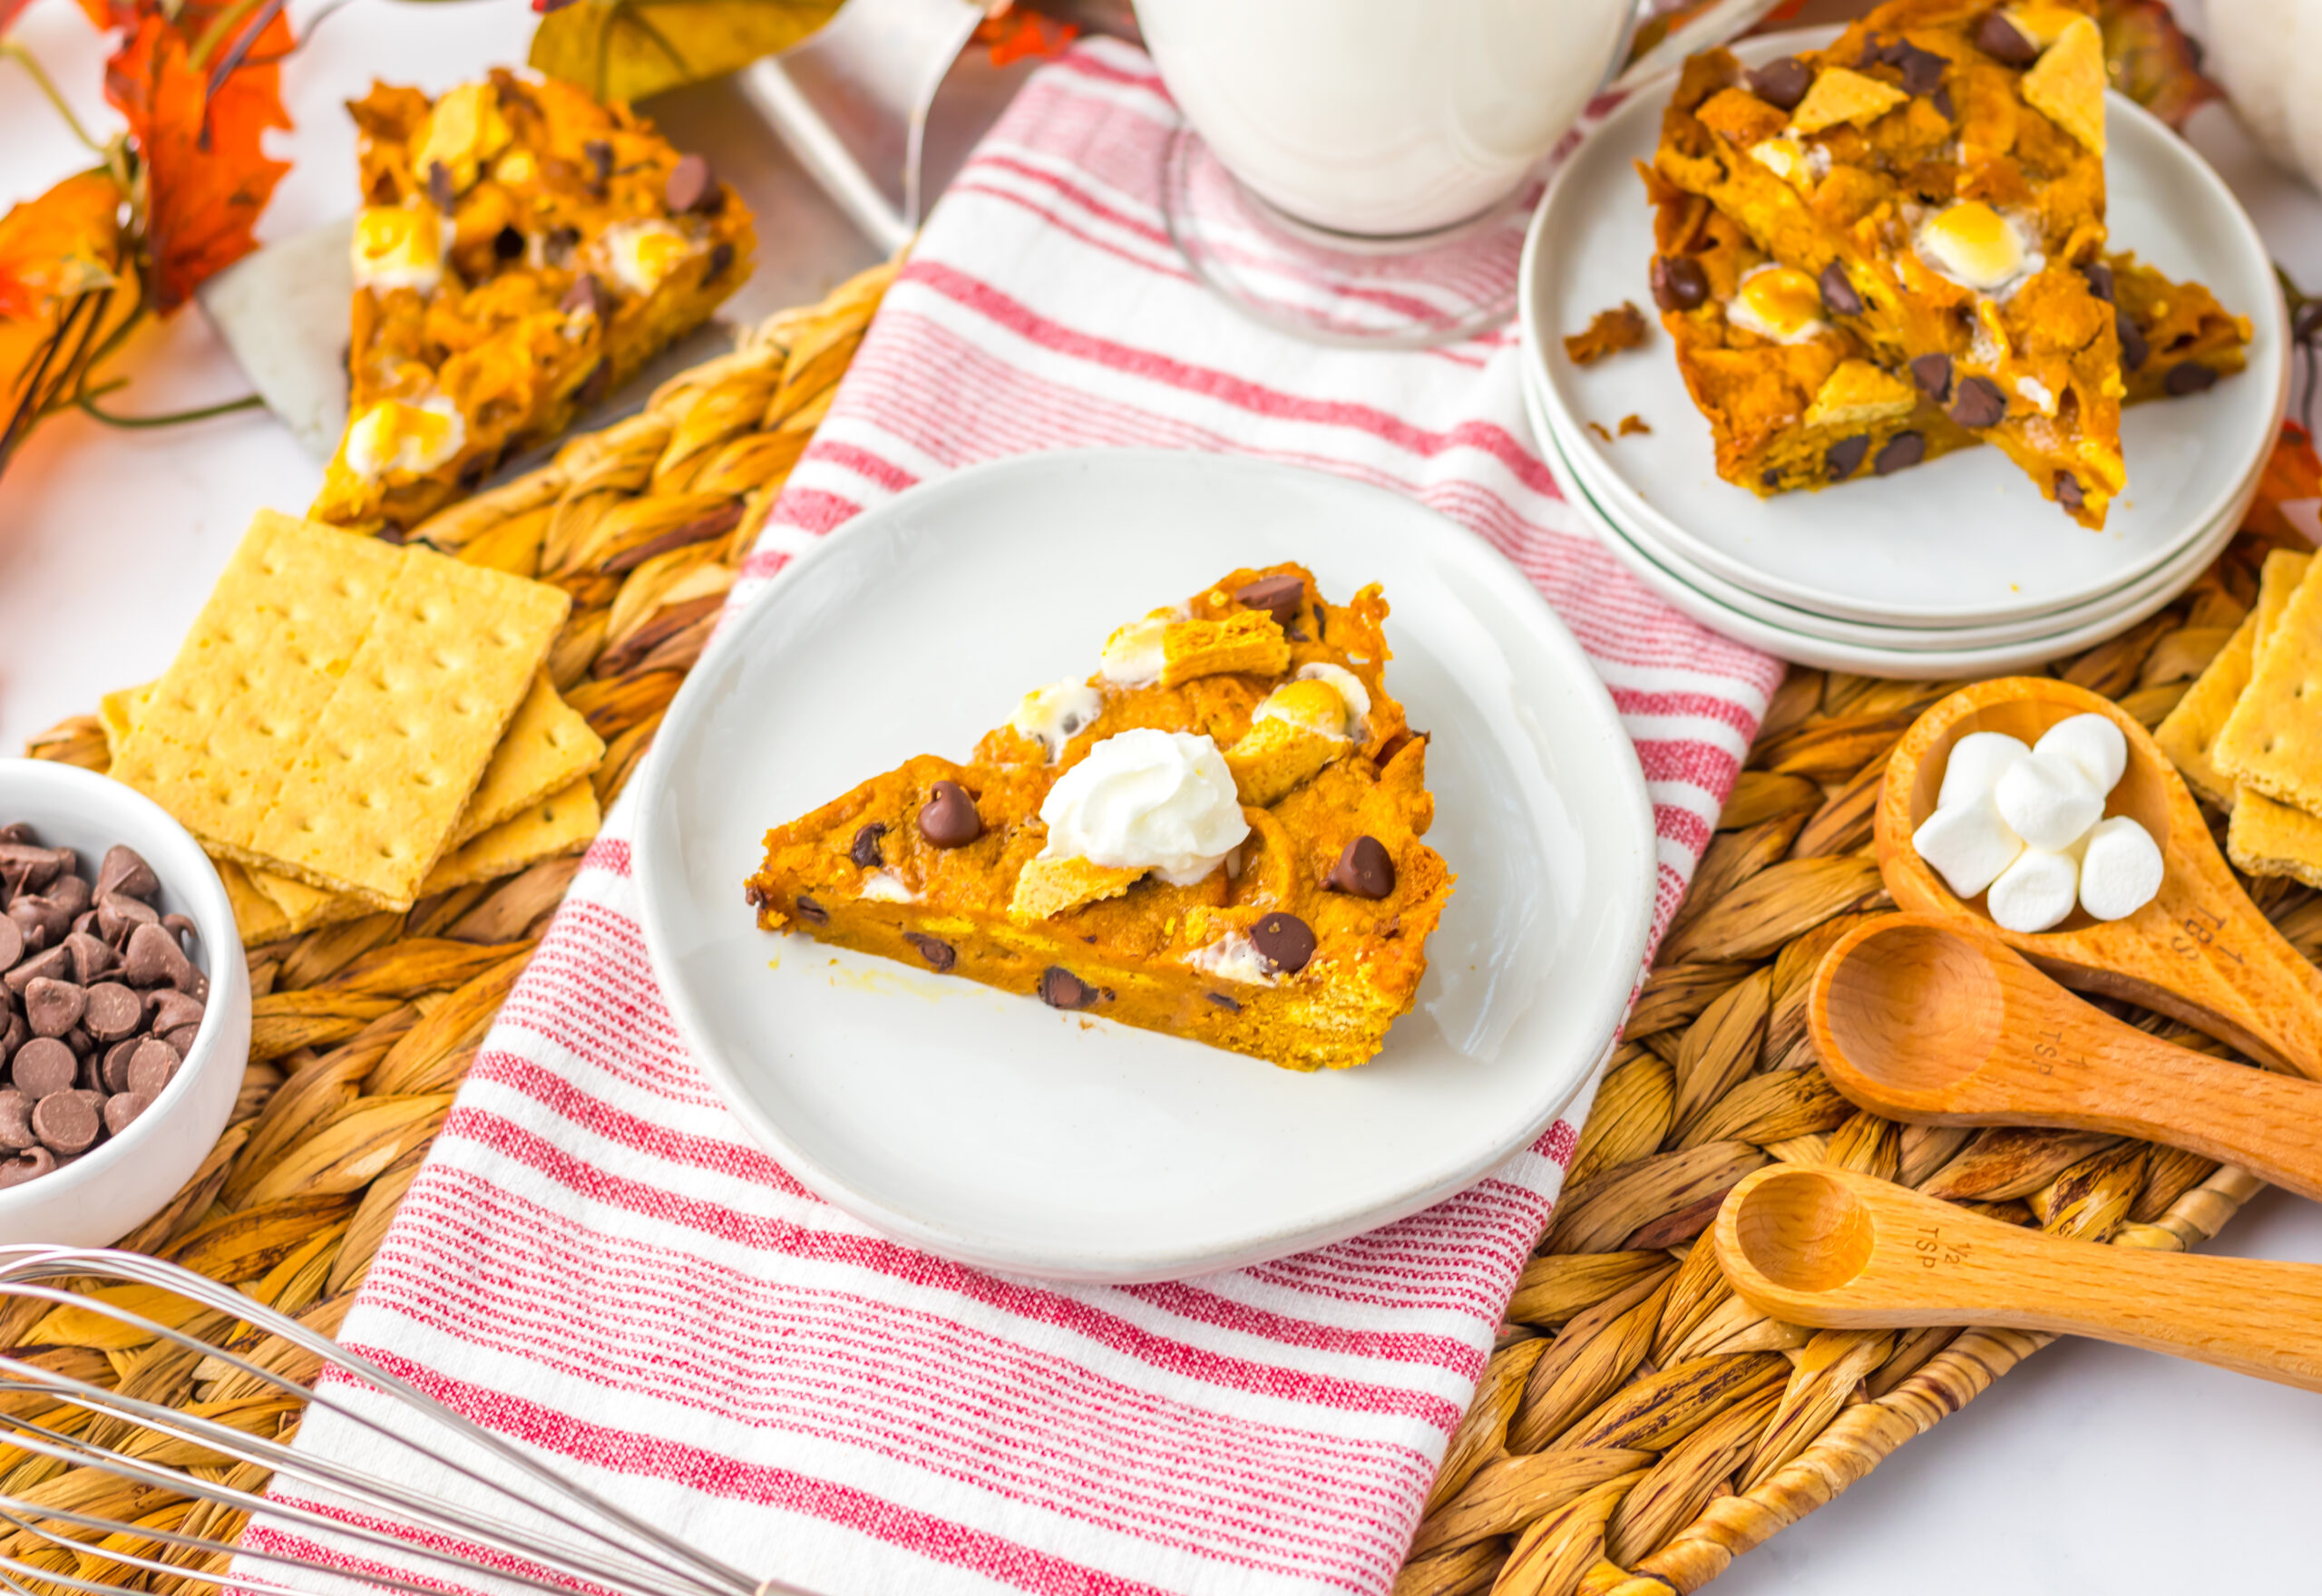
2216 555 2322 813
424 779 600 892
453 673 605 844
2156 551 2309 806
111 511 569 910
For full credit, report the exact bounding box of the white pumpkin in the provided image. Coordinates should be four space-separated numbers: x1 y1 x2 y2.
2206 0 2304 173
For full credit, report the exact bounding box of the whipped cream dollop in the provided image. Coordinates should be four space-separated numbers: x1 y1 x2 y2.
1038 728 1249 886
1010 680 1105 761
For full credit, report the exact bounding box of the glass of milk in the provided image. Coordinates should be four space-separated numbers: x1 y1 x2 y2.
1135 0 1781 345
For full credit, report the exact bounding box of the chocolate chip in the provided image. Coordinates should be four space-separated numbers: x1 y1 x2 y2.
706 240 736 283
9 897 67 950
5 946 68 993
161 1022 202 1058
1909 353 1954 402
125 1038 178 1099
0 826 32 847
579 358 613 406
82 983 141 1044
71 911 95 939
62 1025 91 1059
0 917 19 973
584 139 615 181
561 273 604 317
744 881 770 910
918 781 982 847
102 1092 151 1137
665 152 717 214
493 225 526 260
2117 309 2151 373
1651 255 1710 313
11 1037 74 1098
1761 468 1782 488
63 930 113 985
1825 434 1871 480
1234 574 1307 627
2081 261 2116 304
0 843 63 895
96 846 157 905
850 822 887 869
903 933 956 972
795 896 830 927
2165 361 2219 396
95 892 156 949
426 161 455 210
1326 836 1397 900
0 1090 30 1151
1948 375 2006 428
544 225 580 265
1039 967 1098 1010
1819 262 1863 318
49 874 89 919
1889 40 1946 96
0 1147 54 1189
1747 55 1813 112
1251 912 1317 975
1931 84 1955 121
122 922 197 991
1975 10 2038 66
1206 992 1241 1013
101 1039 136 1095
148 988 203 1034
0 1015 21 1070
1874 432 1927 475
2054 472 2086 512
23 979 83 1039
31 1090 101 1155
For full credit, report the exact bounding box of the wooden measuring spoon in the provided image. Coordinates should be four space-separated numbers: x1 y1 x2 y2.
1809 914 2322 1202
1875 676 2322 1080
1712 1165 2322 1391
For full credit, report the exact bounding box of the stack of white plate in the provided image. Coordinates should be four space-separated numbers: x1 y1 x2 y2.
1517 30 2288 678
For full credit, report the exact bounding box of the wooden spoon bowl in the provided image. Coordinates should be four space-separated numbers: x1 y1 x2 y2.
1713 1165 2322 1391
1810 914 2322 1202
1875 676 2322 1079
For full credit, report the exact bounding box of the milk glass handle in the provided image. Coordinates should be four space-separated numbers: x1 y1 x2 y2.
1605 0 1792 95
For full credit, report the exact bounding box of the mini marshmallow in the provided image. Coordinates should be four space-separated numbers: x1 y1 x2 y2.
2034 714 2128 795
1912 795 2024 899
1937 731 2031 809
2078 814 2164 920
1986 847 2082 933
1994 752 2104 852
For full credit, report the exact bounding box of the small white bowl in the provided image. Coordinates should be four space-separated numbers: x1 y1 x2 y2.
0 760 249 1246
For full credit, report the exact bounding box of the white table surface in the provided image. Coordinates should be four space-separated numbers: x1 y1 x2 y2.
3 1 2318 1587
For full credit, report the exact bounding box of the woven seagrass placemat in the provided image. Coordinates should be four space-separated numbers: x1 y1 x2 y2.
18 252 2319 1593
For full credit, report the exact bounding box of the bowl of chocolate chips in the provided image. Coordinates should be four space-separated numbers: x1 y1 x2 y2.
0 759 249 1245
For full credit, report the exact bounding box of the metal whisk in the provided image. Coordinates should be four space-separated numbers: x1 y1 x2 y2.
0 1247 812 1596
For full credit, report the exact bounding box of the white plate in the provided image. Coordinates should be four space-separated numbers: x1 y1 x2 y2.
1527 360 2258 651
1521 27 2288 627
631 450 1658 1282
1531 388 2236 677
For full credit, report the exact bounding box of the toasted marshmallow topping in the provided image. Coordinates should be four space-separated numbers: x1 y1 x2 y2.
1727 266 1828 344
413 83 512 197
858 871 915 903
343 396 465 481
1098 612 1173 686
351 206 450 294
1037 729 1249 887
1010 681 1106 761
1749 139 1810 187
600 219 693 296
1916 202 2039 295
1261 662 1371 741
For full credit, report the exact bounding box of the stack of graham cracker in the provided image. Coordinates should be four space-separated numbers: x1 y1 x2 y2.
2158 547 2322 885
104 511 607 943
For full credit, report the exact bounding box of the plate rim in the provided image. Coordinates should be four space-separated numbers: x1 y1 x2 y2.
629 447 1663 1282
1529 375 2243 676
1519 25 2289 626
1527 358 2260 650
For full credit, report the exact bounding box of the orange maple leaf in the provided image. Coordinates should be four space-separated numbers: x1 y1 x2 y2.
102 7 292 312
0 168 140 463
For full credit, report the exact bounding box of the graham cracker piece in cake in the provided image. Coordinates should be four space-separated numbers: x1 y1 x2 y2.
110 511 569 910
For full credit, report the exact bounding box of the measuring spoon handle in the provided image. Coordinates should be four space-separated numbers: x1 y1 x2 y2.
2047 1033 2322 1204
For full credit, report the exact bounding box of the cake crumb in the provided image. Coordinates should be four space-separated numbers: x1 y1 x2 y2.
1586 421 1615 443
1564 302 1648 365
1618 414 1651 436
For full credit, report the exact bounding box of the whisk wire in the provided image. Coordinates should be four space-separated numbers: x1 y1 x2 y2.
0 1249 811 1596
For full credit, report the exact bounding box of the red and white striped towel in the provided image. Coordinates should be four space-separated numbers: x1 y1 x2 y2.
303 40 1783 1596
